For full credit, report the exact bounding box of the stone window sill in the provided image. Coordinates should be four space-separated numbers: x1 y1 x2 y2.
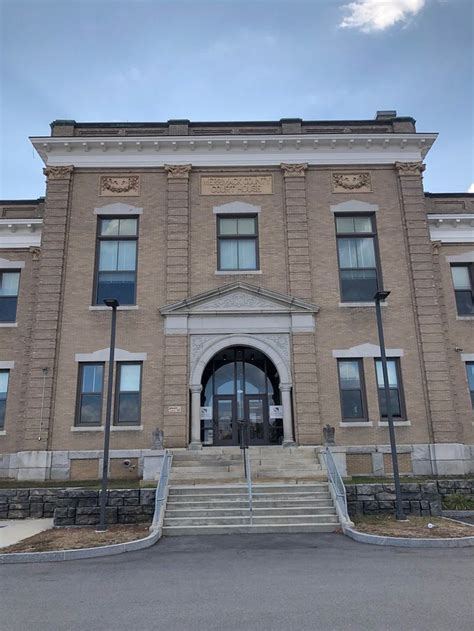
339 421 373 427
378 420 411 427
111 425 143 431
0 430 6 436
215 270 262 275
338 302 387 308
0 323 18 328
456 315 474 320
89 305 139 311
71 426 104 432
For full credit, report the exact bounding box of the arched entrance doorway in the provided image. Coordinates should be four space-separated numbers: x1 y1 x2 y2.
200 346 283 446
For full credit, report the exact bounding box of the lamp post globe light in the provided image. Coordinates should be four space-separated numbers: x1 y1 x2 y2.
373 290 406 521
97 298 119 532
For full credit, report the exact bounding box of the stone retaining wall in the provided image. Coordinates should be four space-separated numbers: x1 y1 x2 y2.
347 480 474 517
0 489 155 525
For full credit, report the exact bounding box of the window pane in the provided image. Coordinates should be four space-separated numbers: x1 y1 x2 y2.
238 240 257 269
219 218 237 235
100 219 120 236
378 389 402 417
341 390 364 419
336 216 355 234
117 241 136 271
80 394 102 424
466 364 474 391
375 360 398 387
120 364 141 392
338 361 361 389
219 240 238 270
118 393 140 424
0 400 5 428
0 371 9 395
214 362 235 395
356 238 376 267
451 266 471 290
237 217 256 235
455 291 474 315
338 238 358 268
97 272 136 305
340 269 378 302
119 218 137 236
99 241 118 271
82 365 103 394
354 216 373 233
0 297 18 322
0 272 20 296
244 363 266 395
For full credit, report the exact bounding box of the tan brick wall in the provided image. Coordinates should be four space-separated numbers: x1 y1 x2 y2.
347 454 373 475
70 458 100 480
383 452 412 474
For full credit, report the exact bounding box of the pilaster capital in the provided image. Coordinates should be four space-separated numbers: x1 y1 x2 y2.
43 165 74 180
279 383 293 392
394 161 425 177
280 163 308 178
190 384 203 394
165 164 192 179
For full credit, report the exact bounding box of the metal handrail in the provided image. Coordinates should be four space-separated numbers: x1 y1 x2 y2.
151 450 173 531
323 447 351 525
244 448 253 525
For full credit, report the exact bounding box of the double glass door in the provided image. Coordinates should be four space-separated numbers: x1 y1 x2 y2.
214 394 269 446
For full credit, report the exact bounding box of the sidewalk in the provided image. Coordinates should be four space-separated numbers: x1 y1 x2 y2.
0 519 53 549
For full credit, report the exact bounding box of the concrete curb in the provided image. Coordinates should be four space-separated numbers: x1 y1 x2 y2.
441 510 474 519
0 527 161 564
342 524 474 548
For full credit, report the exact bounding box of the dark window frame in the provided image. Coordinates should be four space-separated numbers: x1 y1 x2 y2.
92 216 139 306
337 358 369 422
74 362 105 426
450 263 474 316
114 361 143 426
0 269 21 323
335 213 382 303
0 369 10 429
216 214 260 271
374 357 407 421
466 362 474 409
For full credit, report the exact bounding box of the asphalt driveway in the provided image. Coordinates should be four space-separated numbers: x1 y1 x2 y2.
1 532 473 631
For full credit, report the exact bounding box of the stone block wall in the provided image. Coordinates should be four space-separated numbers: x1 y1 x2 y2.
0 488 155 525
346 479 474 517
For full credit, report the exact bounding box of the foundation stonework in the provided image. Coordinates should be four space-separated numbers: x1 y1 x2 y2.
0 114 473 479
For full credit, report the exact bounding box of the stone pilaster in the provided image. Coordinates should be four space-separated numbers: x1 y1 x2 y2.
281 163 313 301
162 335 189 448
23 166 74 449
396 161 458 443
291 332 322 445
164 164 191 303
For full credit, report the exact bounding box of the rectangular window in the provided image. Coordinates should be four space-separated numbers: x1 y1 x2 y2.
75 363 104 425
335 215 381 302
217 215 258 271
0 271 20 322
94 217 138 305
0 370 10 429
115 362 142 425
337 359 368 421
375 359 406 420
451 264 474 315
466 363 474 409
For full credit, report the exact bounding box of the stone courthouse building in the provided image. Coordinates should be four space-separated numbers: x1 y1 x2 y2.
0 112 473 481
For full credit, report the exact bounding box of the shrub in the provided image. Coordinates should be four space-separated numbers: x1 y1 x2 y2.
442 493 474 511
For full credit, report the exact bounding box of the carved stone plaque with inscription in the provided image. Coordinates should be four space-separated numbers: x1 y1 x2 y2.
200 175 273 196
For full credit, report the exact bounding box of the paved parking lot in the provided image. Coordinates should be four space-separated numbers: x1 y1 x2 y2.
1 532 473 631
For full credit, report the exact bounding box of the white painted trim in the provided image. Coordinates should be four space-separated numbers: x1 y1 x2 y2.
94 202 143 216
0 323 18 328
330 200 379 214
457 316 474 321
0 258 25 269
215 270 262 275
339 421 374 428
71 426 104 432
428 215 474 244
0 220 42 249
30 133 437 168
110 425 143 431
213 201 261 215
332 343 404 358
338 302 386 308
0 361 14 369
75 348 147 362
0 431 6 436
446 251 474 263
378 420 411 427
88 305 139 311
460 353 474 362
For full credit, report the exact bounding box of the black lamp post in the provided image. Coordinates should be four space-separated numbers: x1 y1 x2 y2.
374 290 406 521
97 298 119 532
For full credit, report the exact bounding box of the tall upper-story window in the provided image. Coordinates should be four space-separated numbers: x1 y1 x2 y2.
335 215 381 302
375 358 406 420
75 363 104 426
94 217 138 305
451 264 474 315
0 271 20 322
217 215 259 271
337 359 368 422
466 363 474 409
0 370 9 429
115 362 142 425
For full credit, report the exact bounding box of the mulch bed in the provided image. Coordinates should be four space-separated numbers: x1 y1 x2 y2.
2 524 151 553
353 515 474 538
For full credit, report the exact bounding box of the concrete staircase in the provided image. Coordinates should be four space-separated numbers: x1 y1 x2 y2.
162 447 340 536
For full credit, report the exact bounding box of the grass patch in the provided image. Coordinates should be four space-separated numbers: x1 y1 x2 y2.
1 524 151 554
0 479 156 489
353 514 474 538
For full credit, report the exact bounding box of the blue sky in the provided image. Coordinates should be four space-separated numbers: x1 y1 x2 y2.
0 0 472 198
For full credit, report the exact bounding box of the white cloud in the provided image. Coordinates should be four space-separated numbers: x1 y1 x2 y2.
468 183 474 193
340 0 426 32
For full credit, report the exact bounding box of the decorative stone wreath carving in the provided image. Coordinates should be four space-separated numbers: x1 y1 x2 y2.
43 166 74 180
99 175 140 197
164 164 192 179
332 172 372 193
280 163 308 178
395 161 426 176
